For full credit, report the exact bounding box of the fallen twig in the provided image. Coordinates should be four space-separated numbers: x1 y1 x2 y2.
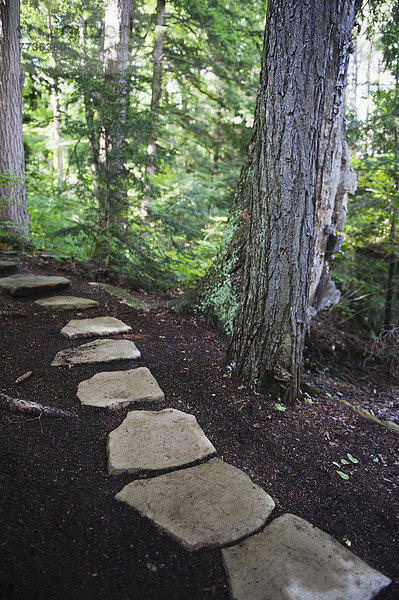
15 371 32 384
0 393 76 418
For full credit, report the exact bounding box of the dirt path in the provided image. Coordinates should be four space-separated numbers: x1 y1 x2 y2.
0 255 397 599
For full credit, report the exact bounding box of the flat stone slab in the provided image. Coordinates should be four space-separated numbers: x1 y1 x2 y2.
108 408 215 473
0 274 70 296
222 513 391 600
77 367 164 410
115 458 275 550
35 296 99 310
51 339 140 366
0 261 17 275
60 316 131 339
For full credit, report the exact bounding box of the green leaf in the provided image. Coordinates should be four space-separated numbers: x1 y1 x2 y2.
336 471 350 480
275 403 286 412
341 459 350 465
347 453 359 464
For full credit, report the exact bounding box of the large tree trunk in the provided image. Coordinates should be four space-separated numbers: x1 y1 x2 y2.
0 0 29 247
185 0 359 404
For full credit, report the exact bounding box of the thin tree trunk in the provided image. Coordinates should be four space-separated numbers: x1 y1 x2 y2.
147 0 165 164
47 13 63 184
383 58 399 330
95 0 131 265
384 218 398 329
142 0 165 216
0 0 29 247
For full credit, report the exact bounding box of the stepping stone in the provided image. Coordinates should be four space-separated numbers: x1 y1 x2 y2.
35 296 99 310
60 316 131 339
51 339 140 366
222 514 391 600
0 261 17 276
108 408 216 473
77 367 164 410
0 273 70 296
116 458 275 551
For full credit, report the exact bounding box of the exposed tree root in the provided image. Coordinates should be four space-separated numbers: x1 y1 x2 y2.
335 397 399 436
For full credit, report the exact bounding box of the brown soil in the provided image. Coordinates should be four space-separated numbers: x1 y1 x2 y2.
0 254 398 600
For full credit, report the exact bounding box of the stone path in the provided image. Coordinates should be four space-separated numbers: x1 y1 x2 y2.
60 316 132 339
107 408 216 473
51 338 141 365
78 367 164 409
222 514 391 600
35 296 99 310
0 273 70 296
0 263 391 599
116 458 275 551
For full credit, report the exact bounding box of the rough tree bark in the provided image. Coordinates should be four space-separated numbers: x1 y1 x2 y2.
0 0 29 246
184 0 360 404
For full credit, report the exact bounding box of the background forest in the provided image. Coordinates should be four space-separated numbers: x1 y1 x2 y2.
5 0 399 332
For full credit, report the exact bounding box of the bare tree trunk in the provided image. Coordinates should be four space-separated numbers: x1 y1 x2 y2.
384 218 398 329
79 17 101 204
383 58 399 330
47 13 63 184
0 0 29 247
95 0 131 265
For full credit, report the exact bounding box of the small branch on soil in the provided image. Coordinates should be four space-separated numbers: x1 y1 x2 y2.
0 393 77 418
15 371 32 384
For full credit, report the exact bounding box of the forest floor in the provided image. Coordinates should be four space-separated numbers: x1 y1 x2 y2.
0 254 398 600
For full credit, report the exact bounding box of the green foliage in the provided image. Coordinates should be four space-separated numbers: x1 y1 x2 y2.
333 4 398 331
20 0 266 289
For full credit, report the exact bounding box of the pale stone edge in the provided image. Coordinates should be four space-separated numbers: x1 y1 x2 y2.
221 513 392 600
77 367 163 409
34 297 100 310
107 441 216 475
60 323 132 339
81 387 164 410
51 345 141 366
